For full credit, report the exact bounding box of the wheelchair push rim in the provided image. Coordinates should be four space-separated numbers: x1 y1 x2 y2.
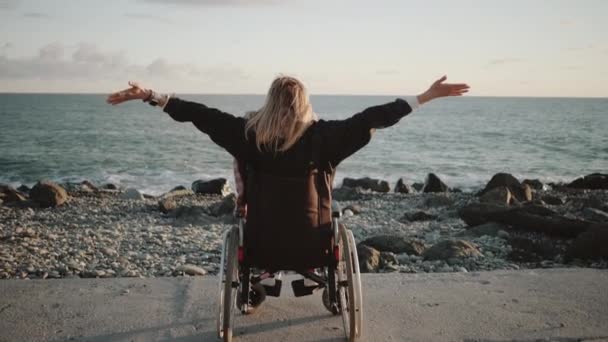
217 227 239 342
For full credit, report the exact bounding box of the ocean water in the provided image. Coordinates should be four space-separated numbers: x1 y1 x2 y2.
1 94 606 195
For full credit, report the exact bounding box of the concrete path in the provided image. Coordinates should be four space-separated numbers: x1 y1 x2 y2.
1 269 607 342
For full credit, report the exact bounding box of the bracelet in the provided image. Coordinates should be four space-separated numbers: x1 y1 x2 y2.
142 90 160 107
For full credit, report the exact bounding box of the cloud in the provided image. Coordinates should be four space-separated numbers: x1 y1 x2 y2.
0 0 18 10
563 65 582 71
0 42 248 85
124 12 173 23
565 44 594 52
23 11 50 18
487 58 524 66
141 0 278 6
558 19 575 27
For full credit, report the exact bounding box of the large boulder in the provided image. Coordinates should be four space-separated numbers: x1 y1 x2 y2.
357 244 381 272
332 186 366 201
422 173 449 193
479 173 532 203
567 173 608 190
423 240 482 260
458 203 592 238
120 188 144 200
394 178 414 194
400 211 437 222
30 181 68 207
342 177 390 193
459 222 510 238
522 179 545 190
191 178 231 196
508 236 560 262
158 198 177 214
566 224 608 261
209 193 237 217
0 184 27 203
458 203 510 227
360 235 426 256
479 187 512 205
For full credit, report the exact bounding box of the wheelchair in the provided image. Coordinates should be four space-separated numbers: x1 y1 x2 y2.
216 201 363 341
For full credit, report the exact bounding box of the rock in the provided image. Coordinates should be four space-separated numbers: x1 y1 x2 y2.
102 183 119 190
400 211 437 222
120 188 144 200
361 235 426 255
81 180 98 192
158 198 177 214
343 204 362 215
160 188 194 200
357 244 381 272
582 208 608 223
29 181 68 208
171 205 216 226
394 179 413 193
379 252 398 268
423 240 482 260
458 203 510 227
479 173 532 203
422 173 449 193
461 222 509 237
101 247 118 257
210 194 236 217
567 173 608 190
342 177 390 193
332 187 365 201
542 194 565 206
412 183 424 192
566 224 608 261
17 185 30 194
508 236 560 262
177 264 207 276
191 178 231 196
479 187 512 205
171 185 187 192
0 184 27 203
424 194 454 207
522 179 544 190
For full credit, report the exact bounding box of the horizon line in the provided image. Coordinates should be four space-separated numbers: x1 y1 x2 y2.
0 92 607 100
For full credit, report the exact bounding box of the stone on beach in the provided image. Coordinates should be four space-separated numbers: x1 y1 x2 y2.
423 240 482 261
342 177 390 193
566 224 608 261
479 173 532 203
361 235 426 255
522 179 545 190
209 194 236 217
0 184 28 203
120 188 144 200
400 211 437 222
356 244 381 272
176 264 207 276
422 173 449 193
479 187 512 205
567 173 608 190
191 178 231 196
394 178 414 193
158 198 177 214
30 181 68 207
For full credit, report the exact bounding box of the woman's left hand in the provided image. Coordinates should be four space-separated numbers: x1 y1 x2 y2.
106 81 150 105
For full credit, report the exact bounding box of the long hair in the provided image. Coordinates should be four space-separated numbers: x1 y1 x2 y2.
245 76 317 152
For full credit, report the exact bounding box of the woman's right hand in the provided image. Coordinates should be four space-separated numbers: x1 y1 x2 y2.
106 81 151 105
417 76 470 104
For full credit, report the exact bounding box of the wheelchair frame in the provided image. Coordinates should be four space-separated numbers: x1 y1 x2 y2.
216 203 363 342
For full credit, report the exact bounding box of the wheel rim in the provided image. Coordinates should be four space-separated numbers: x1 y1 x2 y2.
347 230 363 337
340 225 358 341
219 229 238 341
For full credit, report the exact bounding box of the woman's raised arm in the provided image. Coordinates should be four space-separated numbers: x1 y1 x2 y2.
106 82 249 159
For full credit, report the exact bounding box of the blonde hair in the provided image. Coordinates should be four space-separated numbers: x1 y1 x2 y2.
245 76 317 152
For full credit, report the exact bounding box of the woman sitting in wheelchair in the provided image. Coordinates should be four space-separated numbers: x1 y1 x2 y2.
107 75 469 341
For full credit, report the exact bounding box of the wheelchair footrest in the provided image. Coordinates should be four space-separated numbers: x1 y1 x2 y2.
291 279 320 297
262 279 282 297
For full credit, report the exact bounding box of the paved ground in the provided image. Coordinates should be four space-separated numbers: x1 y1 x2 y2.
1 268 607 342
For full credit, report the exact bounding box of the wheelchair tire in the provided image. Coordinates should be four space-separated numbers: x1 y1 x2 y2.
217 228 238 342
339 224 358 341
346 229 363 338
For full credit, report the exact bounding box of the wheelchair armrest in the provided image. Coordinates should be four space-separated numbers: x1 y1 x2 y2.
331 201 342 218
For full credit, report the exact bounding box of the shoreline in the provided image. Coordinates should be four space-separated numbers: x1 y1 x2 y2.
1 173 607 280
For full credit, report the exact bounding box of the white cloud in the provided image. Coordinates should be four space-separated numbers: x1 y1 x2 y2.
124 12 173 23
0 0 18 10
0 42 250 92
487 58 524 66
23 11 50 18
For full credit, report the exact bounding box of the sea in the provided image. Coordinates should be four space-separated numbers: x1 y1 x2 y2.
1 94 606 195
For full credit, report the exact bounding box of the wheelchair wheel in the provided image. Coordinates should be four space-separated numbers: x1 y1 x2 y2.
346 229 363 337
338 224 362 341
217 228 239 342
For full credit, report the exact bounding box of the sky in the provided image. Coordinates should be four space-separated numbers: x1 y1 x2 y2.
0 0 607 97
